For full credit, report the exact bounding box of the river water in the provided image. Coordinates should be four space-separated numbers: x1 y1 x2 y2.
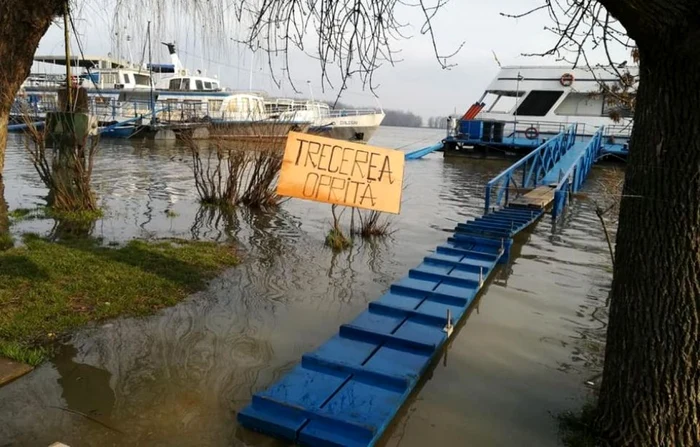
0 127 619 446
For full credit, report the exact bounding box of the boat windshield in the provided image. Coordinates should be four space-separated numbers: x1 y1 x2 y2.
483 91 522 114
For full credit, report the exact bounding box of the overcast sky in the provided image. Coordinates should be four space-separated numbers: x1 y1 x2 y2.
34 0 632 119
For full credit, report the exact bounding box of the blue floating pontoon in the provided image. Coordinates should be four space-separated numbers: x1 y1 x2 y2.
238 206 542 446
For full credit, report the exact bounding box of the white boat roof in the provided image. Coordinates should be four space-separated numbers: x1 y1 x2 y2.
33 55 133 69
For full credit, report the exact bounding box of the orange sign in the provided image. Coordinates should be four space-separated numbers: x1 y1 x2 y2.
277 132 405 214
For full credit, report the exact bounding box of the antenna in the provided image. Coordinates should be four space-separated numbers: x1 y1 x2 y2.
248 49 254 91
147 21 155 124
307 80 315 102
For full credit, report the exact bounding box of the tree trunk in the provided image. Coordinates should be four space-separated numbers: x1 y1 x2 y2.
0 1 65 177
596 32 700 446
0 176 8 233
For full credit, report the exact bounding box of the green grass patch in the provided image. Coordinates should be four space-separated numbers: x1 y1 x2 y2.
558 402 602 447
8 207 43 222
46 208 104 223
325 227 352 252
0 233 13 251
0 237 239 365
0 340 50 366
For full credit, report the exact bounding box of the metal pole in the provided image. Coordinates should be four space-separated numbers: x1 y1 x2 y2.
63 3 72 109
512 71 522 145
249 50 254 91
147 21 155 124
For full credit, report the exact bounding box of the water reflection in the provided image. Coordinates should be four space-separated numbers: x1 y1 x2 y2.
54 344 115 420
190 205 240 241
48 216 96 241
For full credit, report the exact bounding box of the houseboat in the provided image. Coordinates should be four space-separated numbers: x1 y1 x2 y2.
444 65 636 157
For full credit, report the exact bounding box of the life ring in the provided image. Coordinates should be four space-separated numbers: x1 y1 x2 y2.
560 73 575 87
525 126 539 140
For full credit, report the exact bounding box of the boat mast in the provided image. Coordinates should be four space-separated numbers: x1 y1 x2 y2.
248 49 254 91
147 21 155 123
115 10 121 62
63 2 72 109
513 71 522 144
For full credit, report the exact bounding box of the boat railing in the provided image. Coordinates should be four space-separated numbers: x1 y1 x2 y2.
328 108 383 118
484 123 578 214
552 126 605 219
465 116 630 142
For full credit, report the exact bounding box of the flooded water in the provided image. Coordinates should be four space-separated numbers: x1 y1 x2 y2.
0 127 619 446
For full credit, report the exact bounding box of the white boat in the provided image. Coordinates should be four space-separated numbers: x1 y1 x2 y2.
17 45 310 141
265 98 385 143
447 65 636 153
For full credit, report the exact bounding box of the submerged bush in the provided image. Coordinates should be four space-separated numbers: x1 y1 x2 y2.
352 209 394 238
24 120 99 213
325 227 352 251
325 205 352 251
186 132 284 210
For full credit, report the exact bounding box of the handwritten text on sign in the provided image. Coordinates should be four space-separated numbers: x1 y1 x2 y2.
277 132 405 214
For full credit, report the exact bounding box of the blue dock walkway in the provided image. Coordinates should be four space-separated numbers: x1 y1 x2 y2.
238 124 607 445
541 141 588 185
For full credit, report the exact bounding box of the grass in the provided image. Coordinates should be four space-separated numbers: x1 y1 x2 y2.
353 210 394 238
8 207 42 221
46 208 104 223
165 209 180 218
0 233 12 251
8 208 34 220
325 227 352 252
0 235 239 365
0 341 49 366
8 207 103 224
558 402 603 447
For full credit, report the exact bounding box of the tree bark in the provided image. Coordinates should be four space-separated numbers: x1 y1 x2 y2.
0 0 65 177
0 176 8 235
596 26 700 446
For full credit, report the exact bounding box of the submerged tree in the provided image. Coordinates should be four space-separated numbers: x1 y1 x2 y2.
0 1 66 175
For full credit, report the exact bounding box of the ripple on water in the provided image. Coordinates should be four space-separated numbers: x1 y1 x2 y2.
0 129 621 446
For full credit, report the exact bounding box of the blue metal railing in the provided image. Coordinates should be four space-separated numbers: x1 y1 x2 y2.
484 124 578 214
552 126 605 219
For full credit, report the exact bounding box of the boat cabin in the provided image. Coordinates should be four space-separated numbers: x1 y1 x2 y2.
162 76 221 92
455 65 637 146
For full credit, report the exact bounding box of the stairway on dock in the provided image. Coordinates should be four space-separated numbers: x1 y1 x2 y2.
238 125 606 446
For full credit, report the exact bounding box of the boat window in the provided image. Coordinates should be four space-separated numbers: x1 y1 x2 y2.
483 92 520 113
181 78 191 90
169 78 181 90
225 99 238 112
514 90 564 116
134 74 150 86
209 99 223 112
123 73 131 84
212 82 219 90
554 92 604 116
204 81 212 90
241 98 250 112
102 73 117 86
196 80 204 90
